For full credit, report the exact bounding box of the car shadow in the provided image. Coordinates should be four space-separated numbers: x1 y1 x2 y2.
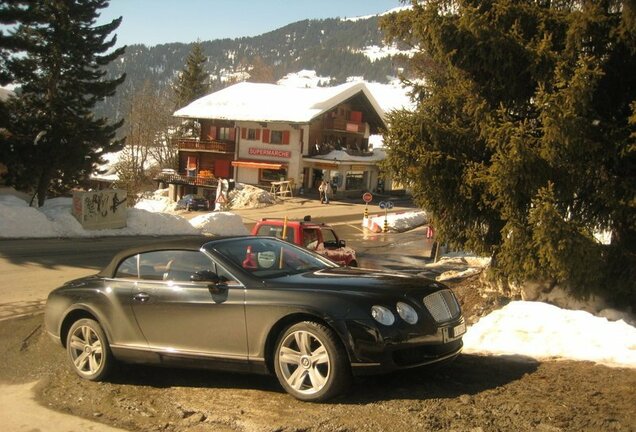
107 353 539 402
341 354 540 403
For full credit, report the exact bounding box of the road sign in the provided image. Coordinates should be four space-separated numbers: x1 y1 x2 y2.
379 201 386 209
215 193 227 204
362 192 373 203
386 201 394 209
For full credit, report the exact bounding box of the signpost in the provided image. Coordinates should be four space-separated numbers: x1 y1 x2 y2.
378 201 393 232
362 192 373 219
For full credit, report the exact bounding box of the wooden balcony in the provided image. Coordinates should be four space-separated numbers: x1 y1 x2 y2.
175 138 235 154
154 171 218 187
323 118 365 134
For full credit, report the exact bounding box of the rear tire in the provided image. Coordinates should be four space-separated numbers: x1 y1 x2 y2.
348 260 358 267
66 318 113 381
274 321 351 401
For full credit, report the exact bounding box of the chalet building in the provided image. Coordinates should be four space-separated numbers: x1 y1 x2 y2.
169 81 390 200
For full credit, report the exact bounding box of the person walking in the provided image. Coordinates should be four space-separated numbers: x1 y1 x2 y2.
322 179 332 204
318 180 326 203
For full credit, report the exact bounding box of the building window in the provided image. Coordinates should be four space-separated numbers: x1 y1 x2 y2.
345 171 366 190
248 129 259 140
260 168 288 183
218 127 232 140
270 130 283 144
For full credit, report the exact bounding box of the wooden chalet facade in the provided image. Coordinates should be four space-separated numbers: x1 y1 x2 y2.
167 82 389 201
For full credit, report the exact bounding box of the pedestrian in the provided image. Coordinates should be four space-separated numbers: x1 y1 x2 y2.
318 180 326 203
322 180 332 204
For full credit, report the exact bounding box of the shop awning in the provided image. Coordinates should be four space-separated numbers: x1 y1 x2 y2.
231 159 286 170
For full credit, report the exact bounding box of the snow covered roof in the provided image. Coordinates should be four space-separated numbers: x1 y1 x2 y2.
304 149 387 165
173 81 386 126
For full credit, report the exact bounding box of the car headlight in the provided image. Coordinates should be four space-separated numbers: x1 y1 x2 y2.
371 305 395 326
396 302 418 324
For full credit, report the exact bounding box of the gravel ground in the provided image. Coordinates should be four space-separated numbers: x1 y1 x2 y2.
1 276 634 432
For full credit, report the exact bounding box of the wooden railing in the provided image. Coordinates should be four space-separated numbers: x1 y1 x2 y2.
175 138 235 153
154 172 218 187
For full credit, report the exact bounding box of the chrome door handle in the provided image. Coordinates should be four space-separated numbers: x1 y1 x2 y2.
133 292 150 302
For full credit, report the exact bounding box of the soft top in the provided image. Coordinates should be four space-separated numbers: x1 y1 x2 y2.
97 235 248 278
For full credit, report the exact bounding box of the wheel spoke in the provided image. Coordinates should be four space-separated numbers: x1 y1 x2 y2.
311 345 328 365
82 326 90 343
288 367 308 390
308 367 326 390
88 353 100 372
279 346 301 365
74 352 89 370
69 335 85 351
295 331 312 355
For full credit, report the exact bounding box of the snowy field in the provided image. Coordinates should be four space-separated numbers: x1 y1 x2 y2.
0 189 634 369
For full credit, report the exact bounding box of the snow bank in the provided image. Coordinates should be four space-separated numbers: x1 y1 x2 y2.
364 210 427 232
464 301 636 369
189 212 248 236
0 195 58 238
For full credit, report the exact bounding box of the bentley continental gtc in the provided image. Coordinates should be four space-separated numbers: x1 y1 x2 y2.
45 236 465 401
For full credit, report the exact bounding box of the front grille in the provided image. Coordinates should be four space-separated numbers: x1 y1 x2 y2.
393 339 462 367
423 289 461 323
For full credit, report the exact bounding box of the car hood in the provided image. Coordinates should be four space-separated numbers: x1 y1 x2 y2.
267 266 445 297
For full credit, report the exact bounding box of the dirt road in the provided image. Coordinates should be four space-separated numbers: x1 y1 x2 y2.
1 277 634 432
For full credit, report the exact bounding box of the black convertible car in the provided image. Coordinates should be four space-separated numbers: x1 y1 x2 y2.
45 236 465 401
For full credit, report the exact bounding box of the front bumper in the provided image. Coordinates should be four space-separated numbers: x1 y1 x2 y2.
340 317 465 375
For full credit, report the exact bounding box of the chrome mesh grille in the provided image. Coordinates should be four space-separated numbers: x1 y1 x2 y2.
423 289 461 322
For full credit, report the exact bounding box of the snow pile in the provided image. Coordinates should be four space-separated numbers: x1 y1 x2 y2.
229 183 278 209
190 212 248 236
426 254 492 282
0 195 58 238
135 188 176 213
365 210 427 232
463 301 636 368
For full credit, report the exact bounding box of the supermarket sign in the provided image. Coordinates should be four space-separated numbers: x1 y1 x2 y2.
248 147 291 158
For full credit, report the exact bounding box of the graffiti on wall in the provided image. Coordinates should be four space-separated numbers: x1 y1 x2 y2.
72 189 127 230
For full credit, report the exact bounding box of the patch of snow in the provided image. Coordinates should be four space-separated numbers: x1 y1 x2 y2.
464 301 636 368
190 212 248 236
229 183 278 209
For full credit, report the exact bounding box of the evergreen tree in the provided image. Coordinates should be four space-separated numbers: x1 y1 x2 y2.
381 1 636 306
173 41 209 109
2 0 125 206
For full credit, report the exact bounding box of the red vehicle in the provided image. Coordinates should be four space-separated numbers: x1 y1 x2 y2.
251 216 357 267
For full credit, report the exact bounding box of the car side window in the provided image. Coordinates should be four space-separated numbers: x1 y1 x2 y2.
115 255 138 279
321 229 338 247
303 228 319 250
255 225 295 243
158 251 214 282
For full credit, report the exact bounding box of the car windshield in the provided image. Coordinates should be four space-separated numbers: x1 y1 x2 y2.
206 237 337 279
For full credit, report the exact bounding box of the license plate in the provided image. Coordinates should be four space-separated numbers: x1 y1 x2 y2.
451 322 466 338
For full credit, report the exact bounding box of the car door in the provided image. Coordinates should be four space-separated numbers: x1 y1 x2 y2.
319 228 347 265
130 250 247 359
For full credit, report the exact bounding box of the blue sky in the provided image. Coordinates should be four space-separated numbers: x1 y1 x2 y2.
98 0 403 47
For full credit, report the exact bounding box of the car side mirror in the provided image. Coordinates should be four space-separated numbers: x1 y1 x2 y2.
191 270 220 284
338 239 346 247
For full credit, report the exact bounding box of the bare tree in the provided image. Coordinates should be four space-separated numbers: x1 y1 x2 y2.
114 80 176 204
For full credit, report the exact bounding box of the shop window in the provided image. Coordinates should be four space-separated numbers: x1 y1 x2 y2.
260 168 288 183
345 171 366 190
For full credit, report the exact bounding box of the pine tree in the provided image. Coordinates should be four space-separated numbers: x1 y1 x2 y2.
2 0 126 206
173 41 209 109
380 1 636 306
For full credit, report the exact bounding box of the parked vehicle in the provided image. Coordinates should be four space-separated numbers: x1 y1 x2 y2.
176 194 209 211
45 236 465 402
251 216 357 266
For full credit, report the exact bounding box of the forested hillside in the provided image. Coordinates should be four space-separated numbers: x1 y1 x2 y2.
97 15 409 121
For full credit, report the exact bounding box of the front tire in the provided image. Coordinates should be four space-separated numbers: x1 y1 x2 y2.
274 321 351 401
66 318 113 381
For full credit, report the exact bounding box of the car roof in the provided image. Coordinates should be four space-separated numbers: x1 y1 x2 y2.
257 218 329 228
97 235 249 278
